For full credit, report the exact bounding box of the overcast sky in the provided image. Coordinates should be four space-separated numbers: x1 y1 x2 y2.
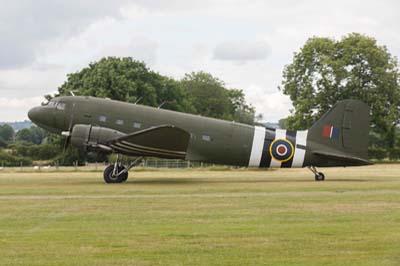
0 0 399 122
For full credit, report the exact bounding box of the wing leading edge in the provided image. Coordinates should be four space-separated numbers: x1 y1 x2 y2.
108 125 190 159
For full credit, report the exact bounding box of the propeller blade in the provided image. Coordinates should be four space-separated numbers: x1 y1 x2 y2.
63 136 70 152
62 103 75 152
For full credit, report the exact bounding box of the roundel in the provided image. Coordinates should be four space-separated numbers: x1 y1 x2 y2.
269 138 295 162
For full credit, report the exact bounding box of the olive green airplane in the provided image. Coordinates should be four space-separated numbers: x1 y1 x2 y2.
28 96 371 183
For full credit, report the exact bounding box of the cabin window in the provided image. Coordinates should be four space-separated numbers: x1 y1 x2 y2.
98 115 107 122
133 122 141 129
202 135 211 142
116 119 124 125
56 102 66 110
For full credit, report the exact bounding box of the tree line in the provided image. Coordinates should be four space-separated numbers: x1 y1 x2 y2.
1 33 399 166
1 61 257 166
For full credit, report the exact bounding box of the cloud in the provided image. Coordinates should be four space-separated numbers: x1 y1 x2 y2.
213 40 270 63
244 85 292 122
0 96 43 122
0 0 399 122
96 37 159 66
0 0 127 69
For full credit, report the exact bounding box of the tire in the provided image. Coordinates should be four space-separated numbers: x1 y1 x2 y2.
103 165 128 183
315 172 325 181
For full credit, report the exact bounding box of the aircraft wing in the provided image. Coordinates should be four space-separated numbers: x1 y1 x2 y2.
312 150 372 166
108 125 190 159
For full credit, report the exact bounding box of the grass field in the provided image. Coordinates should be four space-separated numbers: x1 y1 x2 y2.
1 165 400 266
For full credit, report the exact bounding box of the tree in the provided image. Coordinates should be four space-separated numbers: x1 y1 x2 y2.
58 57 192 112
181 71 256 124
0 124 14 142
280 33 400 158
15 126 46 144
0 137 7 148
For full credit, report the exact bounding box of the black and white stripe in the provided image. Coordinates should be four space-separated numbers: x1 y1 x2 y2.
248 127 308 168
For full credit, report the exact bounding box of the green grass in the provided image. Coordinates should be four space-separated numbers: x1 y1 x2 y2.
1 165 400 266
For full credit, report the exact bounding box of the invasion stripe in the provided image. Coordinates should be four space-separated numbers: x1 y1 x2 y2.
270 129 287 168
248 126 266 167
259 129 275 168
281 130 297 168
292 130 308 168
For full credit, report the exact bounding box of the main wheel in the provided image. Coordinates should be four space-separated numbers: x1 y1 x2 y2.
103 165 128 183
315 172 325 181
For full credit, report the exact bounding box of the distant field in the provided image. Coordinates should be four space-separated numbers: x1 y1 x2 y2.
0 165 400 266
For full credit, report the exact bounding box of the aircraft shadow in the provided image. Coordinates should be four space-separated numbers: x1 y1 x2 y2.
126 178 373 185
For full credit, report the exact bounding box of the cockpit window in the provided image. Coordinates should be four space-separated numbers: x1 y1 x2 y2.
56 102 66 110
48 101 57 107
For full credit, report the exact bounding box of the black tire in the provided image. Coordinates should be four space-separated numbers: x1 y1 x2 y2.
121 171 129 182
315 172 325 181
103 165 128 183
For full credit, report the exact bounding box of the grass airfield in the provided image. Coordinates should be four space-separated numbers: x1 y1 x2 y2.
0 165 400 266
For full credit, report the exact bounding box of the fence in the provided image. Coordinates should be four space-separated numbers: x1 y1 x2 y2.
0 158 230 172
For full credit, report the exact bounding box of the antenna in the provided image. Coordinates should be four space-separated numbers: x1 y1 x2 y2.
158 101 166 109
134 96 143 104
70 91 76 96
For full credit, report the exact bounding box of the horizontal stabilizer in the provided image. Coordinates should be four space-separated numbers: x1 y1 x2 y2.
313 150 372 166
109 125 190 159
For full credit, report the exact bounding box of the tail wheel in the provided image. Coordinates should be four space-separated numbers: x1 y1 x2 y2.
103 165 128 183
315 172 325 181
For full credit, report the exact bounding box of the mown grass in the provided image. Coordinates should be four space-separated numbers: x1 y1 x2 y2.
0 165 400 266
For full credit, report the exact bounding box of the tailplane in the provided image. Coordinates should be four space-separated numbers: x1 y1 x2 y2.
307 100 371 166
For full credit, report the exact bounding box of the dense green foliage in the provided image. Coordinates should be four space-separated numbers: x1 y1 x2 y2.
181 71 255 124
10 143 59 161
15 126 46 145
0 124 14 142
58 57 192 112
57 57 255 124
281 33 400 159
0 150 32 166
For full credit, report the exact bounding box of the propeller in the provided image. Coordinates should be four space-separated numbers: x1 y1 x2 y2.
61 103 75 152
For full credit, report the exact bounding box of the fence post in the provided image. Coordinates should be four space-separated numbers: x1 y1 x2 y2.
74 161 78 171
20 161 23 172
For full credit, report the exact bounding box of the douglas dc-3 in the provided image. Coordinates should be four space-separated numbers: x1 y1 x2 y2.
28 96 371 183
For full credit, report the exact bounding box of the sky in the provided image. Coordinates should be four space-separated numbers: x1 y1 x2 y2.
0 0 399 122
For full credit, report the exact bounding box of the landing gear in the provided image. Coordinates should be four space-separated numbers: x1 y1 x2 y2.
308 166 325 181
104 164 128 183
103 155 143 183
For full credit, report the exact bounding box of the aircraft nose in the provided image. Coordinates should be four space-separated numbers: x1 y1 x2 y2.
28 106 52 126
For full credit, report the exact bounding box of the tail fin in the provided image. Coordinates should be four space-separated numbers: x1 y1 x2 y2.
308 100 370 165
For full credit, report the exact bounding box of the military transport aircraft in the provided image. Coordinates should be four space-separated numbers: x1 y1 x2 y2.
28 96 371 183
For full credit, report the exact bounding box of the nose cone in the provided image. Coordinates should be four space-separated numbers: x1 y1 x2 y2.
28 106 52 127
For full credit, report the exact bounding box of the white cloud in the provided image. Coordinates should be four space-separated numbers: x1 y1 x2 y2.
96 37 159 66
244 85 292 122
213 40 270 63
0 0 399 121
0 96 43 122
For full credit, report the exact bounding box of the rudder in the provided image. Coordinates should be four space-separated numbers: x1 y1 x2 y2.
308 100 370 162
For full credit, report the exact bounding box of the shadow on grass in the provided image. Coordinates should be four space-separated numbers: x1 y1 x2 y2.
126 177 374 185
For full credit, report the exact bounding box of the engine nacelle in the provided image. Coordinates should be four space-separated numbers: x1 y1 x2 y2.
70 124 124 152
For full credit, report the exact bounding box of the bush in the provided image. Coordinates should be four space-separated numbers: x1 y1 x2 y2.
9 142 60 160
0 150 32 167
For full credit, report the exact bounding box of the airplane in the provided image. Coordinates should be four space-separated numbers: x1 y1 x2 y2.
28 96 371 183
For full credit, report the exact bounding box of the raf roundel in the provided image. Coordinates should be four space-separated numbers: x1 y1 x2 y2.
269 138 295 162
